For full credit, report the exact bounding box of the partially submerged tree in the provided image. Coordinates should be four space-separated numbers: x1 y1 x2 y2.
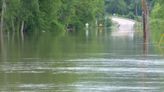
0 0 6 35
141 0 149 43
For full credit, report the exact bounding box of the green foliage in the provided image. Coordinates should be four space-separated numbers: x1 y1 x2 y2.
151 1 164 19
150 0 164 42
105 0 142 17
126 12 135 19
0 0 105 33
105 0 127 15
105 17 112 28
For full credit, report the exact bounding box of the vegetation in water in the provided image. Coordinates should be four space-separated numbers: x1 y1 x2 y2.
0 0 105 33
0 0 163 45
150 0 164 43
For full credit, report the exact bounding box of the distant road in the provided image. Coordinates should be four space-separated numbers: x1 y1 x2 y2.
111 17 135 37
112 17 135 25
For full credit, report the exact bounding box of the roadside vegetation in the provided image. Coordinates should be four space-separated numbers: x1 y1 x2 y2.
150 0 164 43
105 0 143 20
0 0 163 44
0 0 104 33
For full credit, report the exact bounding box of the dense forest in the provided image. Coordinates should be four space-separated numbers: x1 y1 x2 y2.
0 0 104 33
105 0 142 19
105 0 155 20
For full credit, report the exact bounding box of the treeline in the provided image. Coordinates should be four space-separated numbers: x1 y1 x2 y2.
105 0 155 20
150 0 164 42
105 0 142 19
0 0 104 33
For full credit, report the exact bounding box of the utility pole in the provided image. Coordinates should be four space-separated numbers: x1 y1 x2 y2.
141 0 149 44
141 0 149 56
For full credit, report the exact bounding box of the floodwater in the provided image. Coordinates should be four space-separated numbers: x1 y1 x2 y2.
0 20 164 92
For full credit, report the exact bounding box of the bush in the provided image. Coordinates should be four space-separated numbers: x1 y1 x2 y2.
105 18 112 28
126 12 135 19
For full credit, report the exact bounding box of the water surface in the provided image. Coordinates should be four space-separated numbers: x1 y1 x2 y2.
0 26 164 92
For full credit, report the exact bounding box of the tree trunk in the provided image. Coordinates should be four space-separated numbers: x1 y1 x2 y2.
0 0 6 37
11 17 15 32
0 0 6 62
142 0 149 56
141 0 149 44
20 21 24 41
135 0 138 16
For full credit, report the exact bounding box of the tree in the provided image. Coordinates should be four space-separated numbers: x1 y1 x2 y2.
150 0 164 42
105 0 143 19
0 0 6 34
141 0 149 44
0 0 105 33
105 0 127 15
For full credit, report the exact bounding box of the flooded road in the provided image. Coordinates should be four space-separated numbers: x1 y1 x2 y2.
111 17 135 37
0 18 164 92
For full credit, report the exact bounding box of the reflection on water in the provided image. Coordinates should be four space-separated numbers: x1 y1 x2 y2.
0 28 164 92
111 30 134 38
0 58 164 91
